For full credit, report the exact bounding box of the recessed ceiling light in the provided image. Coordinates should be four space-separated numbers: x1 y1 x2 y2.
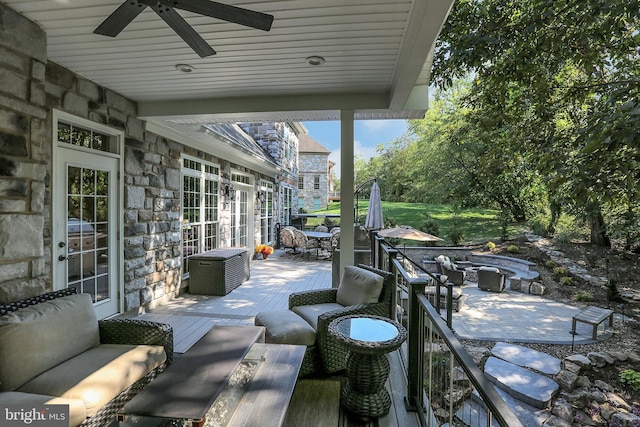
175 64 195 73
305 56 325 66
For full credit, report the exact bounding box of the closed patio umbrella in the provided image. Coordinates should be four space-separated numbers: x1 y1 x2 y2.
364 180 384 230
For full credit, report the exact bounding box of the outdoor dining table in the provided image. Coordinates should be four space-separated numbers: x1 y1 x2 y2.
303 230 332 240
303 230 333 259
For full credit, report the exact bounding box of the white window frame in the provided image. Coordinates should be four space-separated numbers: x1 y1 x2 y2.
181 155 220 277
259 180 274 244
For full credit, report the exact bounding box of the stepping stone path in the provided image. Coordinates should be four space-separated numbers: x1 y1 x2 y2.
454 342 560 424
485 356 559 410
491 342 561 376
458 342 640 426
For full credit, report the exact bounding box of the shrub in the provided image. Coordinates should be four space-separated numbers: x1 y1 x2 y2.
450 228 464 246
620 369 640 391
485 241 496 251
545 260 557 268
560 276 574 286
575 291 593 302
420 218 440 237
607 280 624 303
553 266 569 277
507 245 520 253
528 218 549 237
555 229 579 244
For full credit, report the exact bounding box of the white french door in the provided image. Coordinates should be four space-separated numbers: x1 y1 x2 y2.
230 189 249 247
52 113 122 319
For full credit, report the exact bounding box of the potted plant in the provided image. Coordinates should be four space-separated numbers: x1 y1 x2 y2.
255 244 274 259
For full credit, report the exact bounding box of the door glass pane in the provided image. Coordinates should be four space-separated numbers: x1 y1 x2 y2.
68 167 81 194
58 122 119 154
239 191 248 247
66 166 110 303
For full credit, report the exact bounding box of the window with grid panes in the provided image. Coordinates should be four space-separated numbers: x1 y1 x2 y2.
260 181 274 244
282 186 293 225
182 157 219 276
314 175 320 190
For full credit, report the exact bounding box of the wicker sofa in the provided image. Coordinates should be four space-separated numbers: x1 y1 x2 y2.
0 289 173 427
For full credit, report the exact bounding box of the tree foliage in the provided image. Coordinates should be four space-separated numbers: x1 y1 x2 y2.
428 0 640 247
355 0 639 248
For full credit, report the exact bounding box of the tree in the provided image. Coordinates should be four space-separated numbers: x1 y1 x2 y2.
430 0 640 246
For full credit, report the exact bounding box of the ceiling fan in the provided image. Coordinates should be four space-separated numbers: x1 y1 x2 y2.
94 0 274 58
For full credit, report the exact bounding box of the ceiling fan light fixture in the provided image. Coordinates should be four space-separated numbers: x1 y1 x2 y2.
175 63 195 73
305 56 325 66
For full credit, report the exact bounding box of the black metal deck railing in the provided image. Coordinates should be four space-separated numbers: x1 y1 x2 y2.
374 239 524 427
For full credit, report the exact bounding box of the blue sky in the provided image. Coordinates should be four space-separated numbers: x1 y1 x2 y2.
302 120 409 178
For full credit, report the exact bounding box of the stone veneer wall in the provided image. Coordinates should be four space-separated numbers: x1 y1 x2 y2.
298 152 330 212
0 3 182 310
0 4 49 302
0 3 269 311
238 122 299 222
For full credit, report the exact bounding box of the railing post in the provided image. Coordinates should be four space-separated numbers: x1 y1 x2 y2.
405 280 425 414
445 282 453 328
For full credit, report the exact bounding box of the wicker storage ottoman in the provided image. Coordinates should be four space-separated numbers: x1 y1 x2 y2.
189 248 250 296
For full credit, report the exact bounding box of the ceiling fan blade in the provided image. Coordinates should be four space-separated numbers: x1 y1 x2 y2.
166 0 273 31
94 0 147 37
151 5 216 57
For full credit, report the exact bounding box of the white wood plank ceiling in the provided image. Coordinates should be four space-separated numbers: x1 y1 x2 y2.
2 0 455 122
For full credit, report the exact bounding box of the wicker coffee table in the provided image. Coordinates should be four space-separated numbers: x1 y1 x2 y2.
329 314 406 420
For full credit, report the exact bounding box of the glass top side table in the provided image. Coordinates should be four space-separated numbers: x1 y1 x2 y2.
329 314 407 420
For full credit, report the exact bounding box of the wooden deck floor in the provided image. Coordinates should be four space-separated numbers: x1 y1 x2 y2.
124 250 420 427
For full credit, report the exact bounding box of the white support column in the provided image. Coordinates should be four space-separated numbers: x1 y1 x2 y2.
340 110 355 272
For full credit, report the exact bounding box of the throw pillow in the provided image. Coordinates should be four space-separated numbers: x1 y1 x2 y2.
336 266 384 306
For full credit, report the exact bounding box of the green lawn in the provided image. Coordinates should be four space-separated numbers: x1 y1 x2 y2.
308 201 525 245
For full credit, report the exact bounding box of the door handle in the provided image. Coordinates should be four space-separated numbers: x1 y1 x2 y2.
58 255 68 261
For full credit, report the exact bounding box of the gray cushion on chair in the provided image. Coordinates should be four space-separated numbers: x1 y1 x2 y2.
292 303 344 330
255 310 317 346
479 266 500 272
336 266 384 306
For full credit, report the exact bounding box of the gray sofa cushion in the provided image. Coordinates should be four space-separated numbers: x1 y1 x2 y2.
17 344 166 417
336 266 383 307
292 303 344 330
0 294 99 391
255 310 316 346
0 391 87 427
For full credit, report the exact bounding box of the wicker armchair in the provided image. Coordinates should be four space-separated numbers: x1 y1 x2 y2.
477 266 506 292
442 265 466 286
288 264 394 374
